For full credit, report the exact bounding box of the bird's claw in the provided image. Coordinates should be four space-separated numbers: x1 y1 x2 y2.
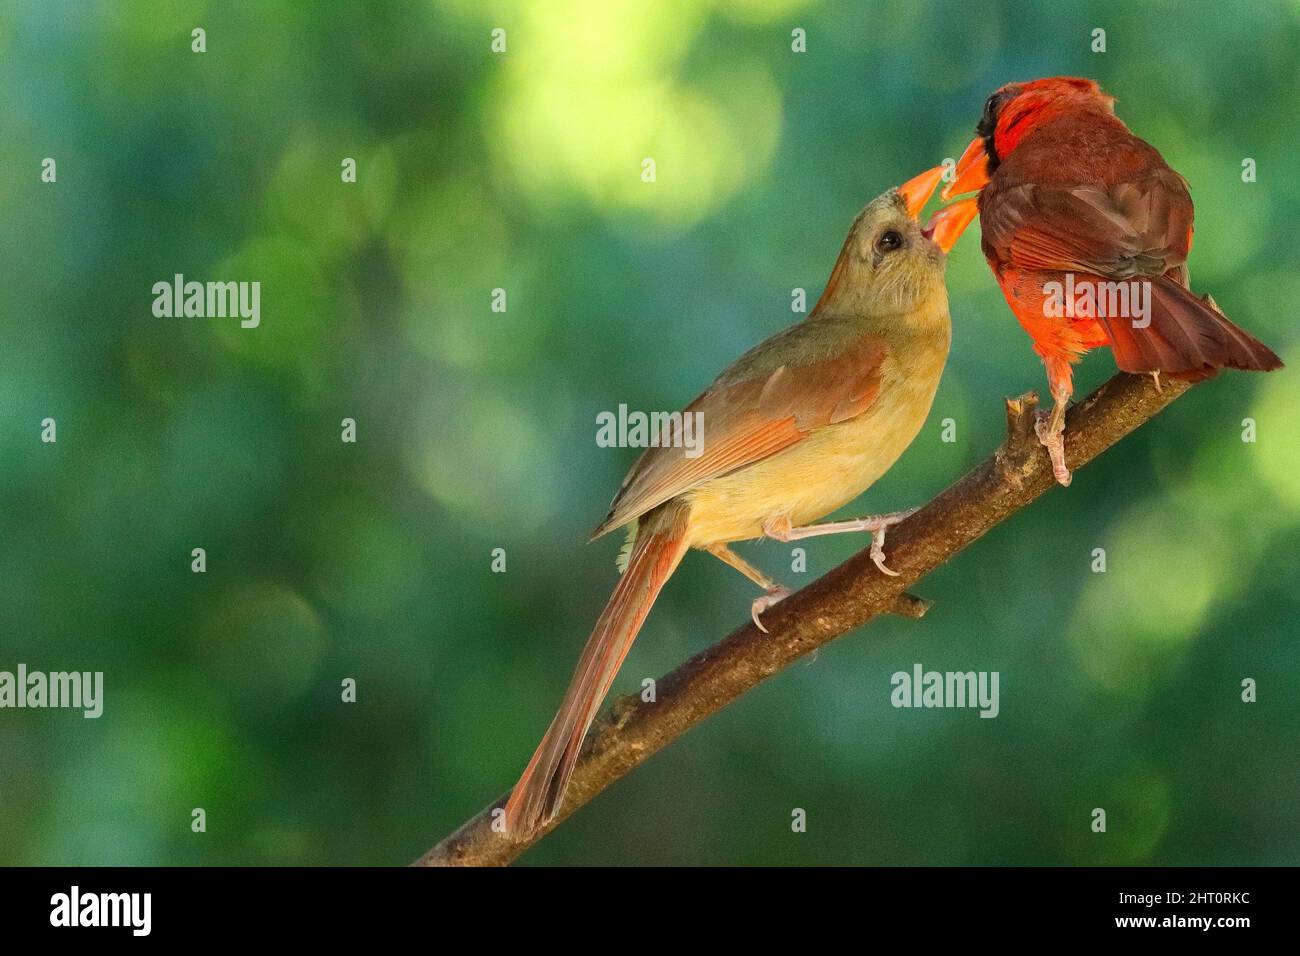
751 585 793 633
868 510 915 577
870 528 902 577
1034 410 1072 486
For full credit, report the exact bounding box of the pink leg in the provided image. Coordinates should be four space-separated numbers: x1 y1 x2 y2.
704 543 792 633
763 509 918 577
1037 356 1074 487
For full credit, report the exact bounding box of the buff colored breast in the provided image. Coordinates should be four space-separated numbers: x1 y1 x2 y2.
683 311 950 546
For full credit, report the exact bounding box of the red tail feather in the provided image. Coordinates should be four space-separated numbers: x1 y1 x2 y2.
1099 276 1283 379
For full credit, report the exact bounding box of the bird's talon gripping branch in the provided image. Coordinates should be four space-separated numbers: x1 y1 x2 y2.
1033 409 1071 486
751 585 793 633
870 529 900 576
870 507 917 576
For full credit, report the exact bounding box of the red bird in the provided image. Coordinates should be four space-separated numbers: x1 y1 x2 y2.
942 76 1282 485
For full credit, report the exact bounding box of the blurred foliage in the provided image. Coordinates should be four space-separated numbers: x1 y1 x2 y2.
0 0 1297 866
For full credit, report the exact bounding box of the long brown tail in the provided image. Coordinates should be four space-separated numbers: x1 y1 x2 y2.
503 500 691 835
1099 275 1283 379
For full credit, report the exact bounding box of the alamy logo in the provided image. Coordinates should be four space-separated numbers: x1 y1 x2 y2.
152 273 261 328
50 886 151 936
1042 273 1151 328
596 405 705 458
0 664 103 718
890 663 999 718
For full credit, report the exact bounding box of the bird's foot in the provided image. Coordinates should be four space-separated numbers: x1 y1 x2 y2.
751 585 793 633
1034 411 1072 486
868 513 915 577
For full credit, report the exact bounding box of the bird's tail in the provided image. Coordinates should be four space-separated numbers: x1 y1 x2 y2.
503 500 691 835
1099 275 1283 380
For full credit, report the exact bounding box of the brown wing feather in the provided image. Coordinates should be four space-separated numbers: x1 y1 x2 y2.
981 172 1192 281
980 115 1194 279
591 328 886 539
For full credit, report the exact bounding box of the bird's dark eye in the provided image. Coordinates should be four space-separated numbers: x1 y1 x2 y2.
875 229 904 254
977 92 1002 138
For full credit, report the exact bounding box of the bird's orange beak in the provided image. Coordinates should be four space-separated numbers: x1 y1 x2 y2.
897 165 946 219
899 162 979 253
940 137 990 200
922 197 979 253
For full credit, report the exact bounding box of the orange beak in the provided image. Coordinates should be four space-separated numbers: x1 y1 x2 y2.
940 137 990 200
922 197 979 254
897 165 946 219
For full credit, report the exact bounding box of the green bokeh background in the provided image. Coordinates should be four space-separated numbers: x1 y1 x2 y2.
1 0 1297 866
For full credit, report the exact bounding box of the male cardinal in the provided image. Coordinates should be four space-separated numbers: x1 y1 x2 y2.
504 168 972 833
941 76 1282 485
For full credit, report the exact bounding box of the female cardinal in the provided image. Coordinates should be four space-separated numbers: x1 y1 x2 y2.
504 168 972 833
941 76 1282 485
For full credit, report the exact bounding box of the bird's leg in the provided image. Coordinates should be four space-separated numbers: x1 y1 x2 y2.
1036 360 1074 487
704 543 791 634
1034 398 1070 486
763 509 918 577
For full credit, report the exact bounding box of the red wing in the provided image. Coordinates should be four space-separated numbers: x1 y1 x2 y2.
592 331 886 538
981 169 1193 281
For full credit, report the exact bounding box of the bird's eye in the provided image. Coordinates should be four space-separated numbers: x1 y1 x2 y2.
977 95 1000 136
875 230 904 254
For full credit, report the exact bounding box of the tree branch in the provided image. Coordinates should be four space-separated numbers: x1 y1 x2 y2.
415 370 1193 866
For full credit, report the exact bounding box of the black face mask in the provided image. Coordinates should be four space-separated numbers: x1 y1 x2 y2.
976 88 1017 174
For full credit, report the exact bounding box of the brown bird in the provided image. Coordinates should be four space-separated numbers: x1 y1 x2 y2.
942 76 1282 485
503 167 973 833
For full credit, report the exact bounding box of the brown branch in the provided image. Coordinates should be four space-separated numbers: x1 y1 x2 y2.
415 370 1193 866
